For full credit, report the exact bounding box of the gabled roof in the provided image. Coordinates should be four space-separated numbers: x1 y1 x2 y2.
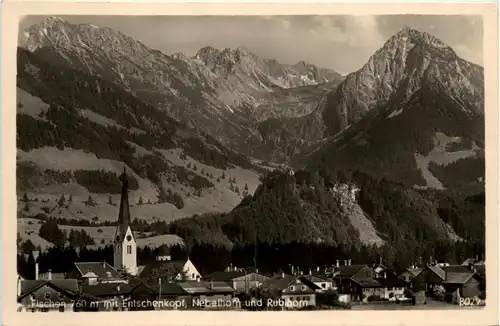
444 272 475 284
178 281 236 294
427 265 446 280
81 282 135 297
262 274 297 291
333 265 367 278
204 271 246 281
18 279 79 300
73 262 123 281
301 274 328 283
442 265 474 274
405 268 423 277
39 272 66 280
135 281 187 296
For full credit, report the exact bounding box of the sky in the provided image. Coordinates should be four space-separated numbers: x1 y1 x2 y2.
19 15 483 74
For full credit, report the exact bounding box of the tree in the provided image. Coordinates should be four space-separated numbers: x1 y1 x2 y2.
58 194 66 207
138 196 144 205
23 203 30 212
68 194 73 203
244 183 248 192
39 220 66 247
22 192 29 202
193 164 198 171
433 285 446 301
217 177 220 183
187 162 192 169
108 195 113 205
235 186 240 195
141 263 187 286
221 172 226 180
20 239 36 252
85 195 95 207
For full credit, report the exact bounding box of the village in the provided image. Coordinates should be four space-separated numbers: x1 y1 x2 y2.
17 170 486 312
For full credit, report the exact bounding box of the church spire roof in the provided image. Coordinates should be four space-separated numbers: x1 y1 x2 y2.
115 165 134 242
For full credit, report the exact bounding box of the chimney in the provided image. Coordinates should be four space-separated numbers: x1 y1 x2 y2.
291 266 294 275
35 263 39 280
281 272 285 279
348 259 351 266
309 269 312 275
344 260 347 266
102 261 106 268
316 266 320 272
116 284 121 292
256 268 259 273
336 260 339 268
48 269 52 280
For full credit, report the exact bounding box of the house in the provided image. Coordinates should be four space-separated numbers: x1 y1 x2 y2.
66 261 126 284
332 264 375 295
399 267 423 283
178 281 238 309
299 274 333 292
139 257 202 282
442 272 482 300
17 279 79 312
260 273 317 309
411 264 446 292
129 280 190 310
204 269 270 293
351 274 407 302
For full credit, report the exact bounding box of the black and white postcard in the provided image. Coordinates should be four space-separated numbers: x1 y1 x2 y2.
1 2 498 326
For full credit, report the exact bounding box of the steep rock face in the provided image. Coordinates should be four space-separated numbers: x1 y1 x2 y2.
321 27 484 135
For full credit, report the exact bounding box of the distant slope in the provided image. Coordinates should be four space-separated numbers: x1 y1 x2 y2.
17 47 261 222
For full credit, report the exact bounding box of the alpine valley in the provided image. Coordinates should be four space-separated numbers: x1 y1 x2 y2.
17 17 485 270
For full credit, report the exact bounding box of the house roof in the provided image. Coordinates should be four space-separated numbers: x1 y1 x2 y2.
178 281 235 294
351 277 382 288
39 272 66 280
74 262 123 281
444 272 475 284
333 265 367 278
81 282 135 297
427 265 446 280
352 274 406 288
301 275 328 283
262 274 297 290
132 280 187 296
404 268 423 277
204 271 247 281
18 280 79 300
442 265 474 274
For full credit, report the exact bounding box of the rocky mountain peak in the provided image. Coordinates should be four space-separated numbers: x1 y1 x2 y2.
320 27 482 134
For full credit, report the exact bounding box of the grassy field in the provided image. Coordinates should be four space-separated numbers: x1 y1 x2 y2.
18 218 184 250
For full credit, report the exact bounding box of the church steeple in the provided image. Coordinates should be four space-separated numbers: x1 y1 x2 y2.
113 164 137 275
116 165 134 242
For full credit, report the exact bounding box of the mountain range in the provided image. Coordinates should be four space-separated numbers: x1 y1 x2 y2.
16 17 485 255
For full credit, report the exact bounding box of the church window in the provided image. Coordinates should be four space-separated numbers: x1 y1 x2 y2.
126 235 132 241
127 245 132 254
116 235 120 242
